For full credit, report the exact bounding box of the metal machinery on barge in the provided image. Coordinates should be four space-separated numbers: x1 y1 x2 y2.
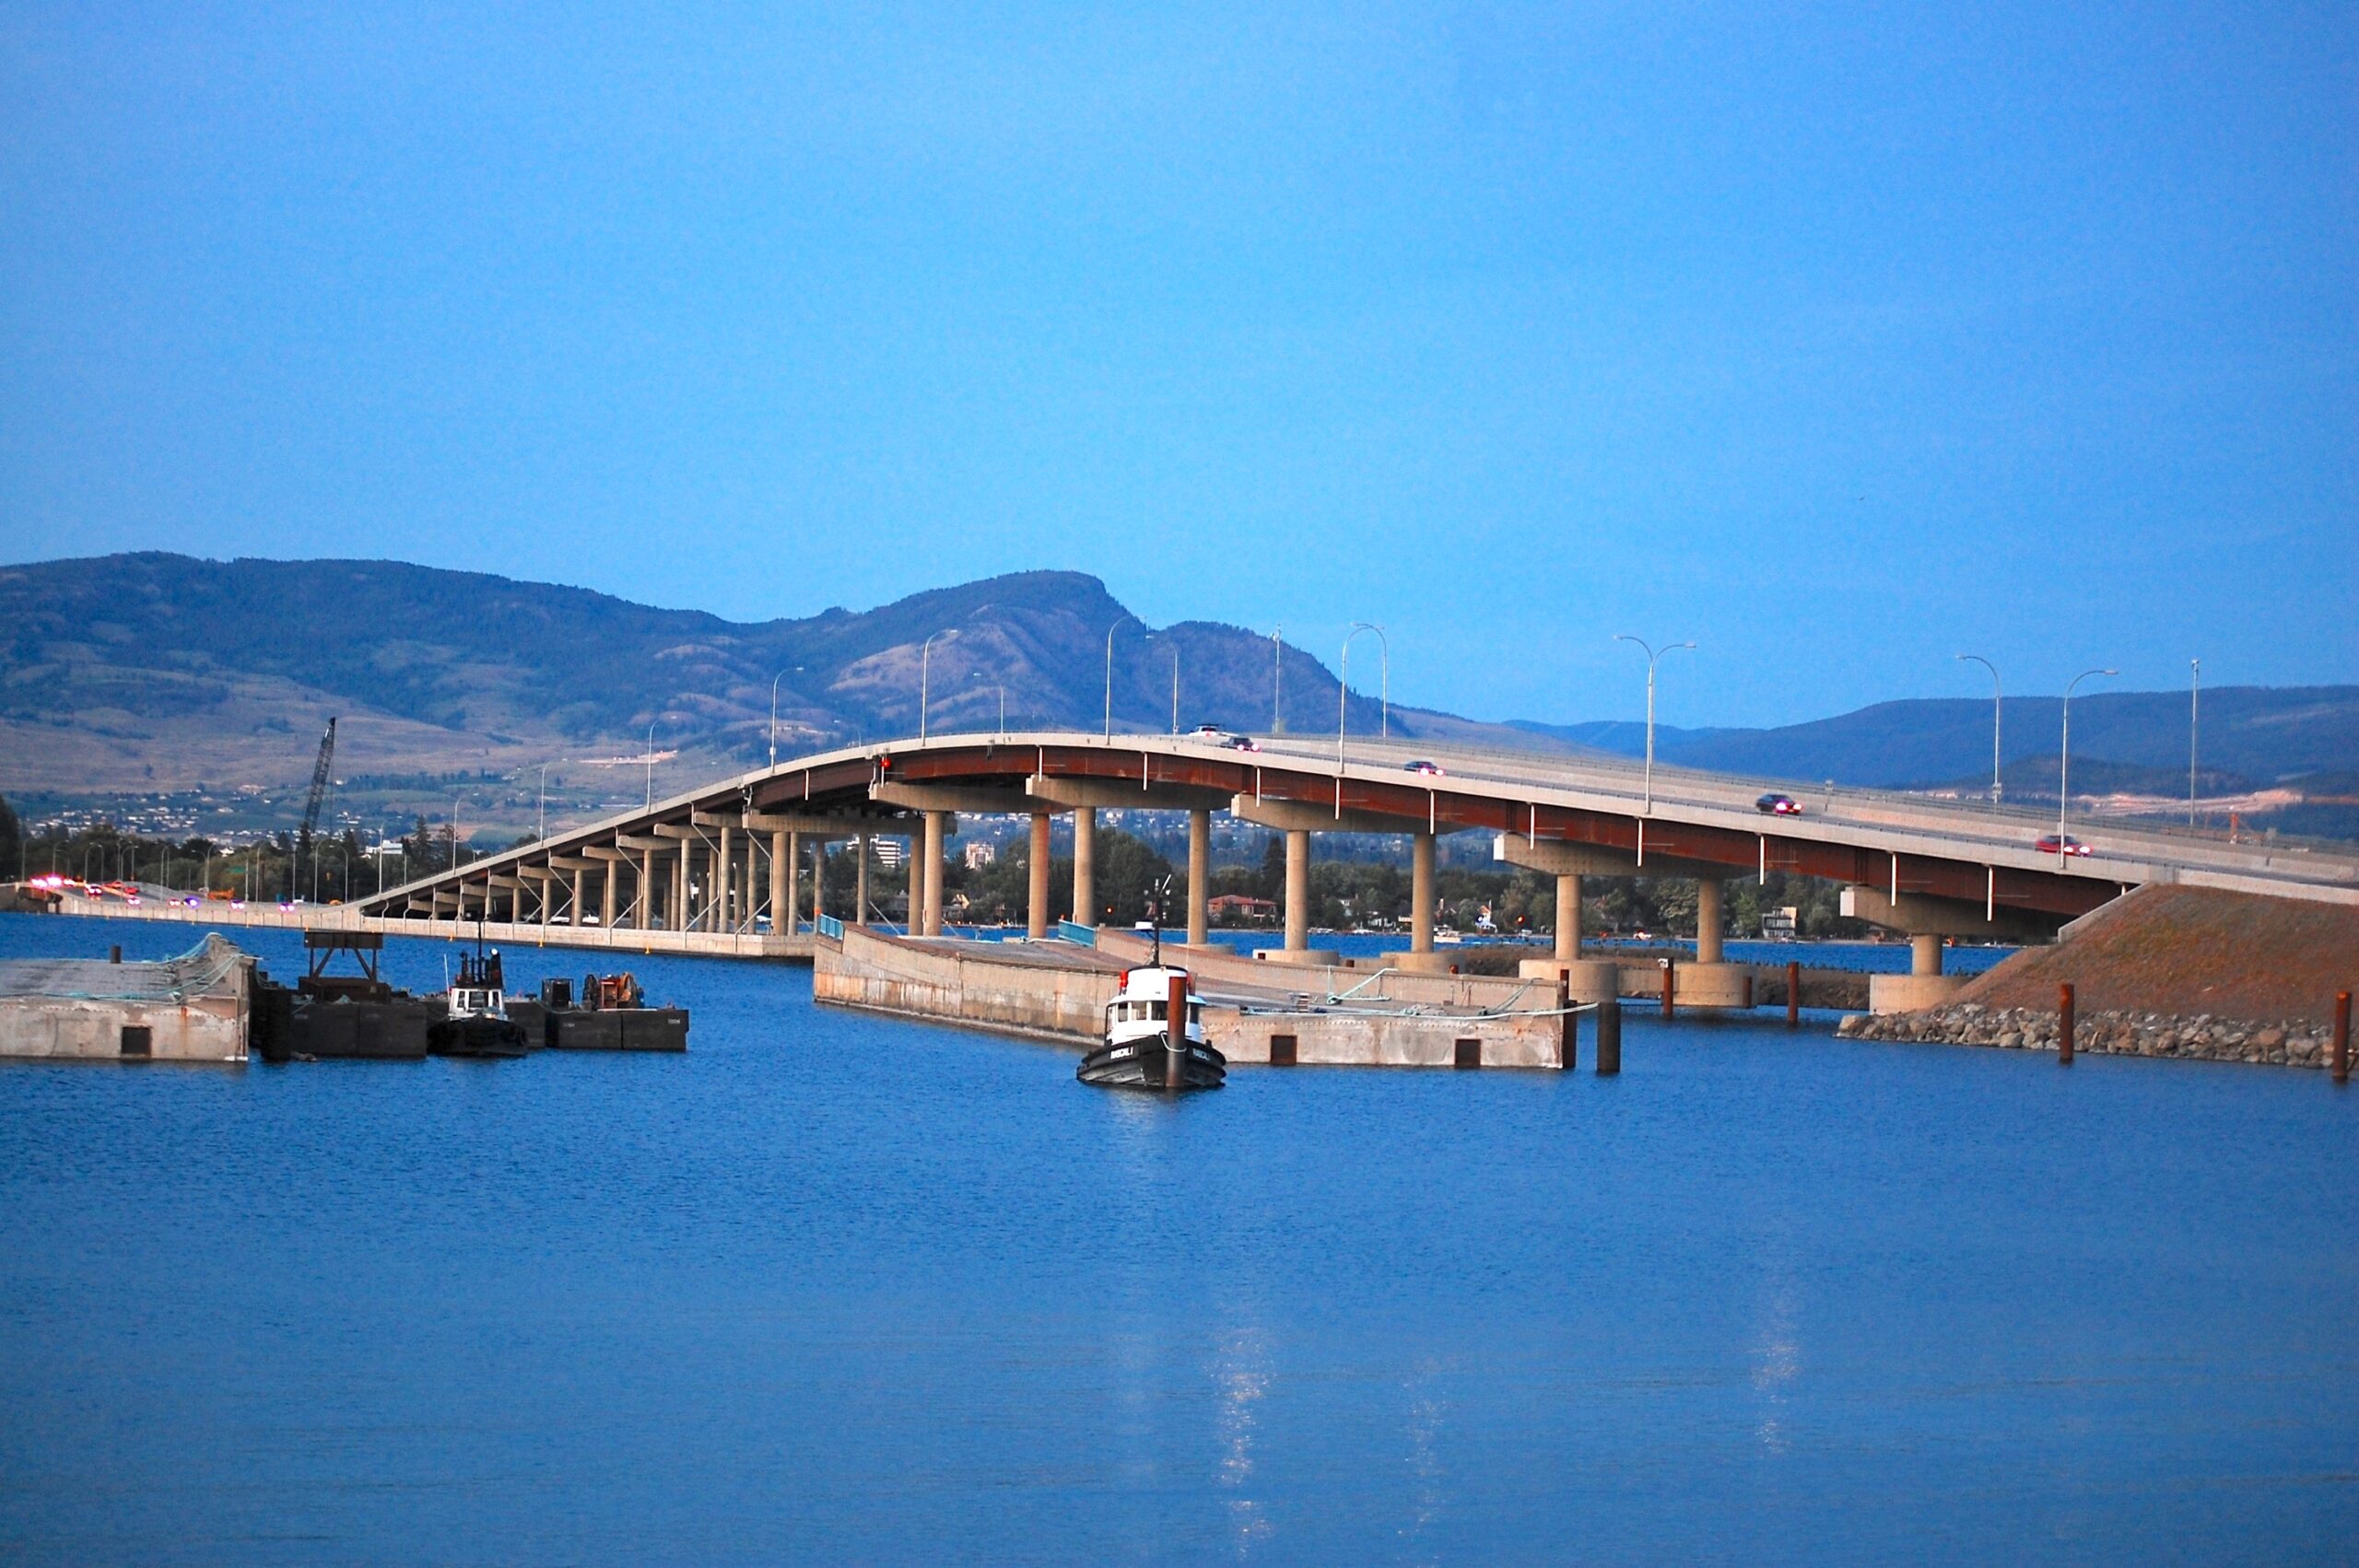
507 972 689 1052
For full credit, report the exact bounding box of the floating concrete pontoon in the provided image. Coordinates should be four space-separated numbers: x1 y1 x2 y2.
0 934 254 1064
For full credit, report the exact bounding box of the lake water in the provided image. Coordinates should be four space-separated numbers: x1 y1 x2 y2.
3 915 2353 1562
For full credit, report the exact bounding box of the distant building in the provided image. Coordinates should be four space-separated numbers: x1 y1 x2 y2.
1760 906 1799 941
962 841 996 870
1209 894 1278 924
873 839 907 870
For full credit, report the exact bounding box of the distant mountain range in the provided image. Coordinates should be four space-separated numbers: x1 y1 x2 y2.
3 556 2353 840
1518 687 2359 793
0 553 1515 795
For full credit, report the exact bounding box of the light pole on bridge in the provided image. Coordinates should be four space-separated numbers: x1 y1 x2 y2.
1103 614 1136 740
1614 635 1694 814
1337 623 1389 769
2058 667 2117 861
769 667 804 768
1167 640 1181 734
1956 653 2002 809
1270 625 1283 734
919 629 955 743
2189 658 2201 827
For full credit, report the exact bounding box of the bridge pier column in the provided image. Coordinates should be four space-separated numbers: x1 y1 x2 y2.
810 837 826 926
922 811 947 936
1072 807 1097 928
1027 813 1050 939
1673 876 1751 1007
1696 876 1724 965
640 848 655 929
1911 932 1943 977
571 867 585 927
1284 829 1310 954
716 825 733 933
674 848 687 934
785 832 801 934
1186 808 1210 947
1839 886 2039 1012
1555 873 1583 962
769 830 788 933
1393 830 1454 973
855 831 872 927
601 864 616 929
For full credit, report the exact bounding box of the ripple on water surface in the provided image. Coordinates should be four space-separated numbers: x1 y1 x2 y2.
0 915 2353 1562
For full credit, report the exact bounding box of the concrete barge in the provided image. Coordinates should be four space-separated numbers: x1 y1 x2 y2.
815 923 1591 1070
0 934 254 1064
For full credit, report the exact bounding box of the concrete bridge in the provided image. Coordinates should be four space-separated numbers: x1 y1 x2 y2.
347 731 2359 1013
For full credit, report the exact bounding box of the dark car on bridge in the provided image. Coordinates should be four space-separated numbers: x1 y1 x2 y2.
1403 759 1446 777
1755 792 1802 815
2036 833 2094 857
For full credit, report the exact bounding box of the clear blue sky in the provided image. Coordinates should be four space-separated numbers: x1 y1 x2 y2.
4 4 2353 728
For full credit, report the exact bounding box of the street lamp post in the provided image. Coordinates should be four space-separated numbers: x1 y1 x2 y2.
1614 635 1696 813
536 761 550 843
1338 623 1389 768
1168 642 1181 734
644 723 658 812
2058 667 2118 859
1956 653 2002 808
1103 614 1135 739
1271 625 1284 734
1349 622 1390 739
919 629 953 743
769 669 791 767
2189 658 2201 826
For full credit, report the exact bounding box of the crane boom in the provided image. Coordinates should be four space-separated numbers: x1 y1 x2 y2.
297 717 337 867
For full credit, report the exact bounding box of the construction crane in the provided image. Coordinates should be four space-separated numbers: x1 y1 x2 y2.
297 718 337 903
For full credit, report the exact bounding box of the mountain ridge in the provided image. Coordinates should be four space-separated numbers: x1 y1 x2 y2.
2 556 2353 833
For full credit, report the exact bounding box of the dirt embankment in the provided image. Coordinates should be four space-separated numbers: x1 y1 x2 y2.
1841 883 2355 1070
1952 883 2357 1027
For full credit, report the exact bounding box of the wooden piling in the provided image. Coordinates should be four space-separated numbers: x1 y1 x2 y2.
1595 999 1622 1076
2059 982 2075 1065
1786 959 1801 1027
1558 979 1576 1071
1165 972 1189 1091
2334 991 2350 1085
1661 958 1675 1020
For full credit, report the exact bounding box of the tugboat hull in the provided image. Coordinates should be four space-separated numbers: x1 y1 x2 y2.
427 1016 531 1059
1077 1036 1226 1091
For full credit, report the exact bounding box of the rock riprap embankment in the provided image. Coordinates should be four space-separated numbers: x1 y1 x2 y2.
1838 1002 2340 1068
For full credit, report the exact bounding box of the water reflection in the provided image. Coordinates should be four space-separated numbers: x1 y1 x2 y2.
1212 1324 1273 1556
1399 1354 1452 1562
1752 1282 1800 1454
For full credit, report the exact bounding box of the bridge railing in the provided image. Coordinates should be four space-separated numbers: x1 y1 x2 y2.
815 913 845 941
1056 919 1098 947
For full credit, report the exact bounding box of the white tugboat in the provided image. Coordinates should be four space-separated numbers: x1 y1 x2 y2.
427 930 530 1059
1078 890 1225 1091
